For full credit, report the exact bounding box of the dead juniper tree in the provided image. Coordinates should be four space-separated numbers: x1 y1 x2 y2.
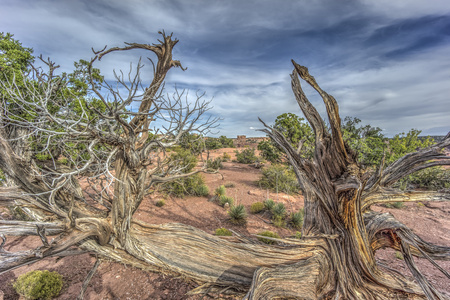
1 33 450 299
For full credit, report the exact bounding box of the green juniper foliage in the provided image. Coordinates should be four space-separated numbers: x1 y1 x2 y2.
13 270 63 300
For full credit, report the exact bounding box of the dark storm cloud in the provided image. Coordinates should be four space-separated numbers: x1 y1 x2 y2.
1 0 449 137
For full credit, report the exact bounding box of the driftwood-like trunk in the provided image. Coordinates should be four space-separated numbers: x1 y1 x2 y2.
1 34 449 299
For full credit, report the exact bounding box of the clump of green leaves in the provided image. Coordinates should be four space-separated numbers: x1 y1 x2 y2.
161 173 206 198
228 204 247 225
395 251 404 260
258 164 300 194
264 199 275 211
271 203 286 219
219 195 234 207
396 167 450 191
257 140 281 163
222 152 231 162
215 228 233 236
205 135 234 150
294 231 302 239
206 157 223 170
250 202 265 214
384 202 404 209
234 148 259 164
290 209 304 229
195 184 210 197
215 185 226 197
155 199 165 207
257 231 280 245
13 270 63 300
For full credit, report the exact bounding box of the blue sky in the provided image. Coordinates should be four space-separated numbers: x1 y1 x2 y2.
1 0 449 137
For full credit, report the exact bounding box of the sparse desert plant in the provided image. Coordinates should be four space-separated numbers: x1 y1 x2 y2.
195 184 210 197
264 199 275 211
215 185 226 197
13 270 63 300
257 231 280 244
258 164 300 194
219 195 234 207
215 228 233 236
228 204 247 224
222 152 231 162
385 201 404 209
206 157 223 170
224 182 235 188
272 216 286 228
290 209 304 229
272 203 287 219
395 251 404 260
235 148 259 164
160 173 206 198
155 199 165 207
250 202 265 214
294 231 302 239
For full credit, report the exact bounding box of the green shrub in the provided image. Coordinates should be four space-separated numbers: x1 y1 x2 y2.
206 157 223 170
258 164 300 194
264 199 275 211
219 195 234 207
161 173 206 198
167 149 197 173
271 203 286 219
257 231 280 244
215 228 233 236
294 231 302 239
235 148 259 164
384 202 404 209
257 140 281 163
215 185 226 197
155 199 165 207
272 216 286 228
195 184 210 197
290 209 304 229
228 204 247 225
222 152 231 162
250 202 265 214
13 270 63 300
396 166 450 191
395 251 404 260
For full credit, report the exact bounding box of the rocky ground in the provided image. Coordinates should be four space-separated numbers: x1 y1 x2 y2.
1 148 449 299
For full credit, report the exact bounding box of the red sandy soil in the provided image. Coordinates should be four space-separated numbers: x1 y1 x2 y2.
1 147 449 299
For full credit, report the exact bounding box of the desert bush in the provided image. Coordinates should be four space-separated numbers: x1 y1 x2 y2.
219 195 234 207
215 228 233 236
396 166 450 191
384 202 404 209
228 204 247 224
235 148 259 164
215 185 226 197
161 173 206 198
290 209 304 229
395 251 404 260
294 231 302 239
155 199 165 207
206 157 223 170
257 140 281 163
257 231 280 244
258 164 300 194
224 182 235 188
222 152 231 162
195 184 210 197
13 270 63 300
271 203 286 219
264 199 275 211
250 202 265 214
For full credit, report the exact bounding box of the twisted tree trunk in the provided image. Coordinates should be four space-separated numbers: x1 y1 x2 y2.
1 35 449 299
